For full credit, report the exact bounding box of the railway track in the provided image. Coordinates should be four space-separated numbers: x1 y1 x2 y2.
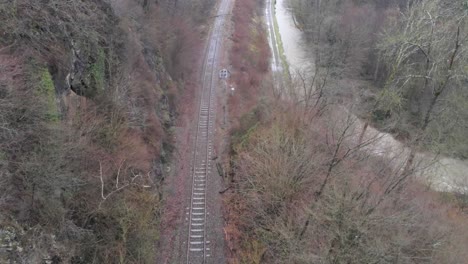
184 0 230 263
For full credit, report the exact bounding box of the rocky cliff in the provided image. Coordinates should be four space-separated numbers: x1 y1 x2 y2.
0 0 205 262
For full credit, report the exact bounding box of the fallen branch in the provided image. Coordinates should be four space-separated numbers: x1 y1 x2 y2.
219 185 232 194
98 161 141 209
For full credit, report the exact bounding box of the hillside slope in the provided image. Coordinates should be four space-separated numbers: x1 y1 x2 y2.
0 0 212 262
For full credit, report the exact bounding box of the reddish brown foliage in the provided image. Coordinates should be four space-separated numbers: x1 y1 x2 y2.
229 0 270 126
226 104 468 263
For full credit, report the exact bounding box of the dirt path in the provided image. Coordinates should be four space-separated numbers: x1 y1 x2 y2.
157 0 233 263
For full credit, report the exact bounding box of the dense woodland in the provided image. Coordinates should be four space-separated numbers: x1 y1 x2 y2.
288 0 468 159
0 0 213 262
224 0 468 263
1 0 468 263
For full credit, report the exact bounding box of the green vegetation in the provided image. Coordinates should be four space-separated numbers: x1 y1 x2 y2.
38 68 59 121
90 48 106 96
230 107 261 151
271 0 290 78
93 105 126 151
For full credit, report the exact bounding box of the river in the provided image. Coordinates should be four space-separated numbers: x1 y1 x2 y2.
271 0 468 193
275 0 312 73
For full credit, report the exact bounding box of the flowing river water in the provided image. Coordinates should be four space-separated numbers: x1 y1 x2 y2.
272 0 468 192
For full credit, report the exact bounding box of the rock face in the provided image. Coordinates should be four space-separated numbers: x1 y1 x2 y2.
0 227 21 262
48 42 104 104
0 0 184 262
0 220 77 264
55 40 108 99
69 44 92 97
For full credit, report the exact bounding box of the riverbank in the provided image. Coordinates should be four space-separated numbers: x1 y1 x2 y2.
271 0 289 77
220 0 468 262
273 0 468 193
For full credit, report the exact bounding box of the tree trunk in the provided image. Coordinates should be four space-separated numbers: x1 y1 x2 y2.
373 52 380 81
358 122 369 145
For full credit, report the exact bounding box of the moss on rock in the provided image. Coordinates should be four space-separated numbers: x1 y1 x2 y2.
38 68 59 122
90 48 106 95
